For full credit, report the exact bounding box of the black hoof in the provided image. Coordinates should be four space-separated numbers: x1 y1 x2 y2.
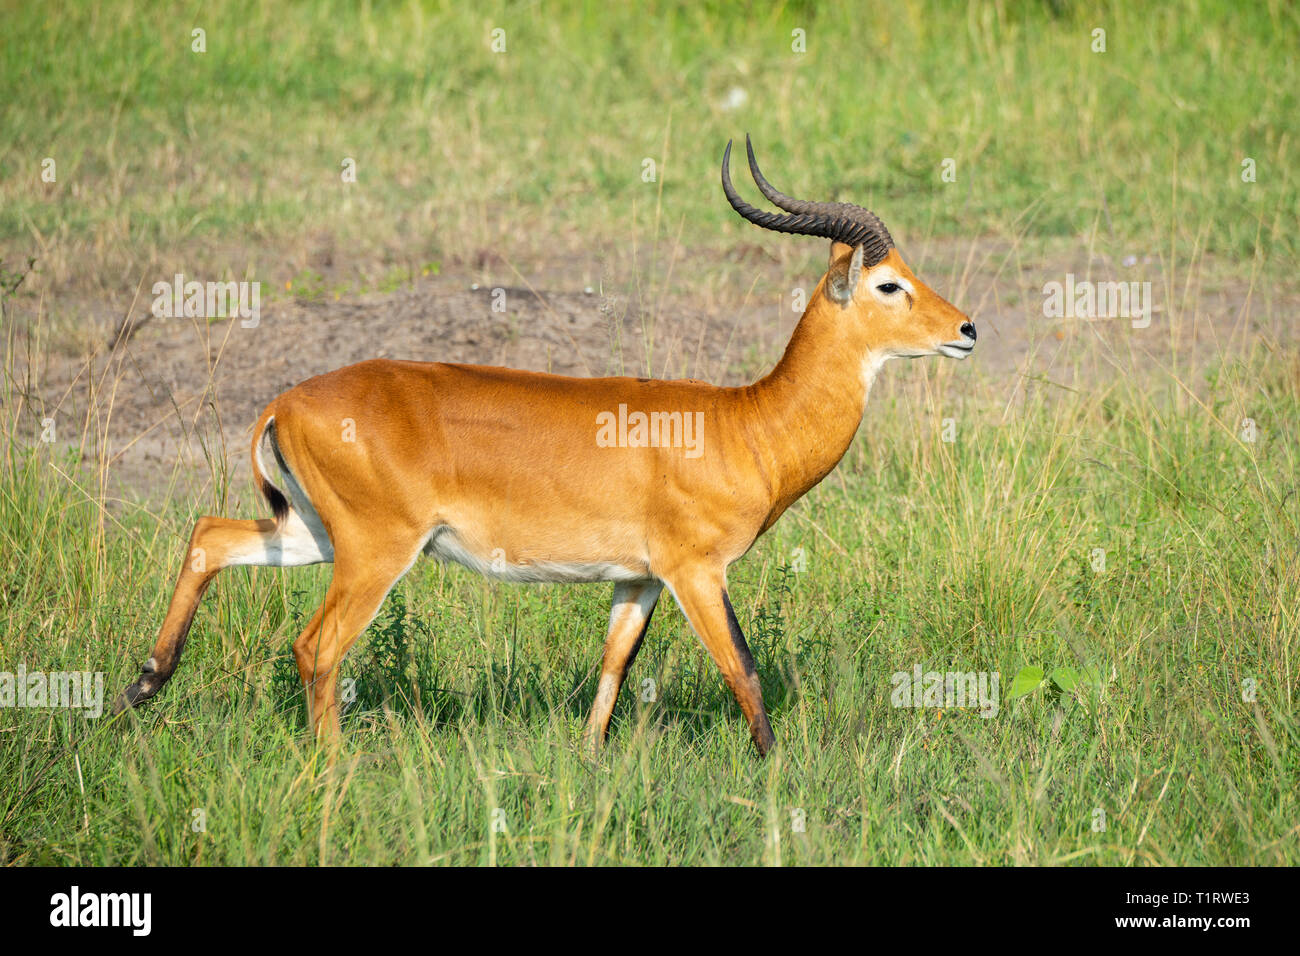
112 661 162 716
111 681 146 715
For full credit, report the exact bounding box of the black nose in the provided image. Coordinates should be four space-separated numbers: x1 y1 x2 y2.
960 322 976 341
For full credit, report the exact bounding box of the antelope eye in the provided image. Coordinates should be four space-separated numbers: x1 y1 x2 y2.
877 282 901 294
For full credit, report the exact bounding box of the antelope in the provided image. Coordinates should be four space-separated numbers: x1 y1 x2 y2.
112 136 976 756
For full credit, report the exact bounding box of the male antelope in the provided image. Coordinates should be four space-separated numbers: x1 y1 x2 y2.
114 137 975 756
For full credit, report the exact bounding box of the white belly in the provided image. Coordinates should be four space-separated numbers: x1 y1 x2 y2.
422 526 646 584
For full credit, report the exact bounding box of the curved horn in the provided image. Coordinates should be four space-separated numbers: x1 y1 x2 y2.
722 136 895 266
745 134 826 216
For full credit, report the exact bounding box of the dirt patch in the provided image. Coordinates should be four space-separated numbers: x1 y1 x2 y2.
8 237 1295 508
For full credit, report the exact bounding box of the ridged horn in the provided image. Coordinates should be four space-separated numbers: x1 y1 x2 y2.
721 135 894 266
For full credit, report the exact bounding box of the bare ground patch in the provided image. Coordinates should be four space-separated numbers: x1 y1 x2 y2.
5 236 1294 510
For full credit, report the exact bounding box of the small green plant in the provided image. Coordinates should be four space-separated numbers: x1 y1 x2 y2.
284 268 327 301
0 255 36 301
375 261 441 294
1006 664 1104 701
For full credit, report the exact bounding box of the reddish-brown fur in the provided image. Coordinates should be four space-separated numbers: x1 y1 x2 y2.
114 237 971 756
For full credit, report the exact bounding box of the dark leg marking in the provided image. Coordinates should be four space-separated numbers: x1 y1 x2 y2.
721 590 758 673
620 603 657 680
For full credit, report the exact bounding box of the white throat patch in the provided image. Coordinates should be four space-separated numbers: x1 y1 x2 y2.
861 352 893 391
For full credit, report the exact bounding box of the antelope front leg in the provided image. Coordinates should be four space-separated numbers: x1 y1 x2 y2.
662 568 776 756
584 579 662 751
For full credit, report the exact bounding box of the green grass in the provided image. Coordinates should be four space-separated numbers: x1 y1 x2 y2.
1 0 1296 293
1 0 1297 867
2 345 1296 865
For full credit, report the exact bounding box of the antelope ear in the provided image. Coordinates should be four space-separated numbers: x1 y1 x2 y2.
826 242 865 306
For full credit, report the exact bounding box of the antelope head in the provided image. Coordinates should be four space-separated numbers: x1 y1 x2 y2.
722 135 976 362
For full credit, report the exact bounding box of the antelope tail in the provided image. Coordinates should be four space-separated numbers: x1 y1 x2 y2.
250 406 290 524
